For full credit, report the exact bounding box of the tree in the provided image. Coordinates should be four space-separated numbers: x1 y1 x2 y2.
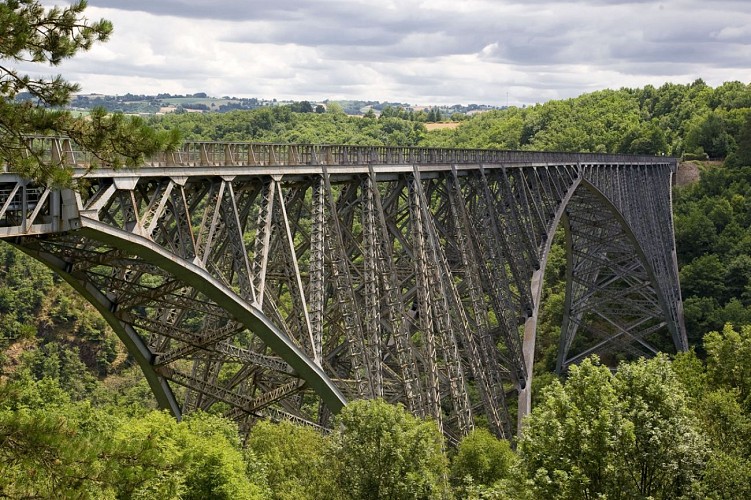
674 206 718 265
0 368 267 499
331 399 451 500
684 112 735 158
679 254 728 300
519 356 706 499
178 412 267 500
672 328 751 498
427 107 443 122
704 323 751 410
0 0 178 185
519 357 626 500
0 376 165 499
326 101 344 115
697 452 751 500
290 100 313 113
618 120 668 154
451 428 516 490
0 403 116 498
246 420 334 499
612 355 706 498
736 112 751 166
20 341 98 399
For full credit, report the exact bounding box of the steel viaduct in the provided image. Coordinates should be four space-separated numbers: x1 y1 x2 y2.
0 138 687 441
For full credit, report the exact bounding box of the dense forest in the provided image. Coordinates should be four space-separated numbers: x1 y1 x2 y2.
2 80 751 498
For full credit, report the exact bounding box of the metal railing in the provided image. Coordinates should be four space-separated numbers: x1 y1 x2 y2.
10 136 675 172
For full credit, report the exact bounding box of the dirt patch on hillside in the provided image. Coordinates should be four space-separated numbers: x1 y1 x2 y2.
675 160 726 186
1 338 37 380
675 162 701 186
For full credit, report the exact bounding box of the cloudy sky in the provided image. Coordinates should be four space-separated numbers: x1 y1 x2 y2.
35 0 751 106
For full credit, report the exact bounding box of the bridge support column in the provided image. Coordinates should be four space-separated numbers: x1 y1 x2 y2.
518 268 544 433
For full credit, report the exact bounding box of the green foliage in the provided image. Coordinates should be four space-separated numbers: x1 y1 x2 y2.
247 420 332 499
736 112 751 166
151 106 427 146
289 100 314 113
697 388 751 457
17 342 97 398
612 356 706 498
1 75 751 498
519 358 625 499
673 163 751 342
166 411 267 500
680 254 727 299
0 1 112 96
0 243 130 385
684 111 736 158
519 355 706 499
326 101 345 115
451 428 516 490
534 235 568 372
0 404 114 498
704 324 751 410
697 452 751 500
331 398 451 499
619 120 668 154
0 375 267 499
672 327 751 496
422 80 751 158
0 370 71 410
671 348 708 400
682 151 709 161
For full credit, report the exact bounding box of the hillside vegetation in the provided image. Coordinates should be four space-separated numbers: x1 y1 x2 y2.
2 80 751 498
423 79 751 161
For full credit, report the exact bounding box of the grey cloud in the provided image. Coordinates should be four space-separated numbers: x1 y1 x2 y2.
610 40 749 66
92 0 310 21
71 0 751 104
473 3 751 68
95 0 751 68
612 61 710 77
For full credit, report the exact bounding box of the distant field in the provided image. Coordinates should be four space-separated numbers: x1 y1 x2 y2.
425 122 461 131
159 97 238 106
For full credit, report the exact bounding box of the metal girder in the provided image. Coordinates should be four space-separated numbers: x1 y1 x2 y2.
0 140 686 439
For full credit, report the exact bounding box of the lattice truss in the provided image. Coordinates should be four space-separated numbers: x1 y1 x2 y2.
2 160 686 440
557 165 688 372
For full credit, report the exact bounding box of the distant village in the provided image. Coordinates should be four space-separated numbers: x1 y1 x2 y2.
66 92 505 118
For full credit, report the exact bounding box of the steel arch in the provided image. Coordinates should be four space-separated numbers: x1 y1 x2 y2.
13 218 347 423
556 177 688 372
